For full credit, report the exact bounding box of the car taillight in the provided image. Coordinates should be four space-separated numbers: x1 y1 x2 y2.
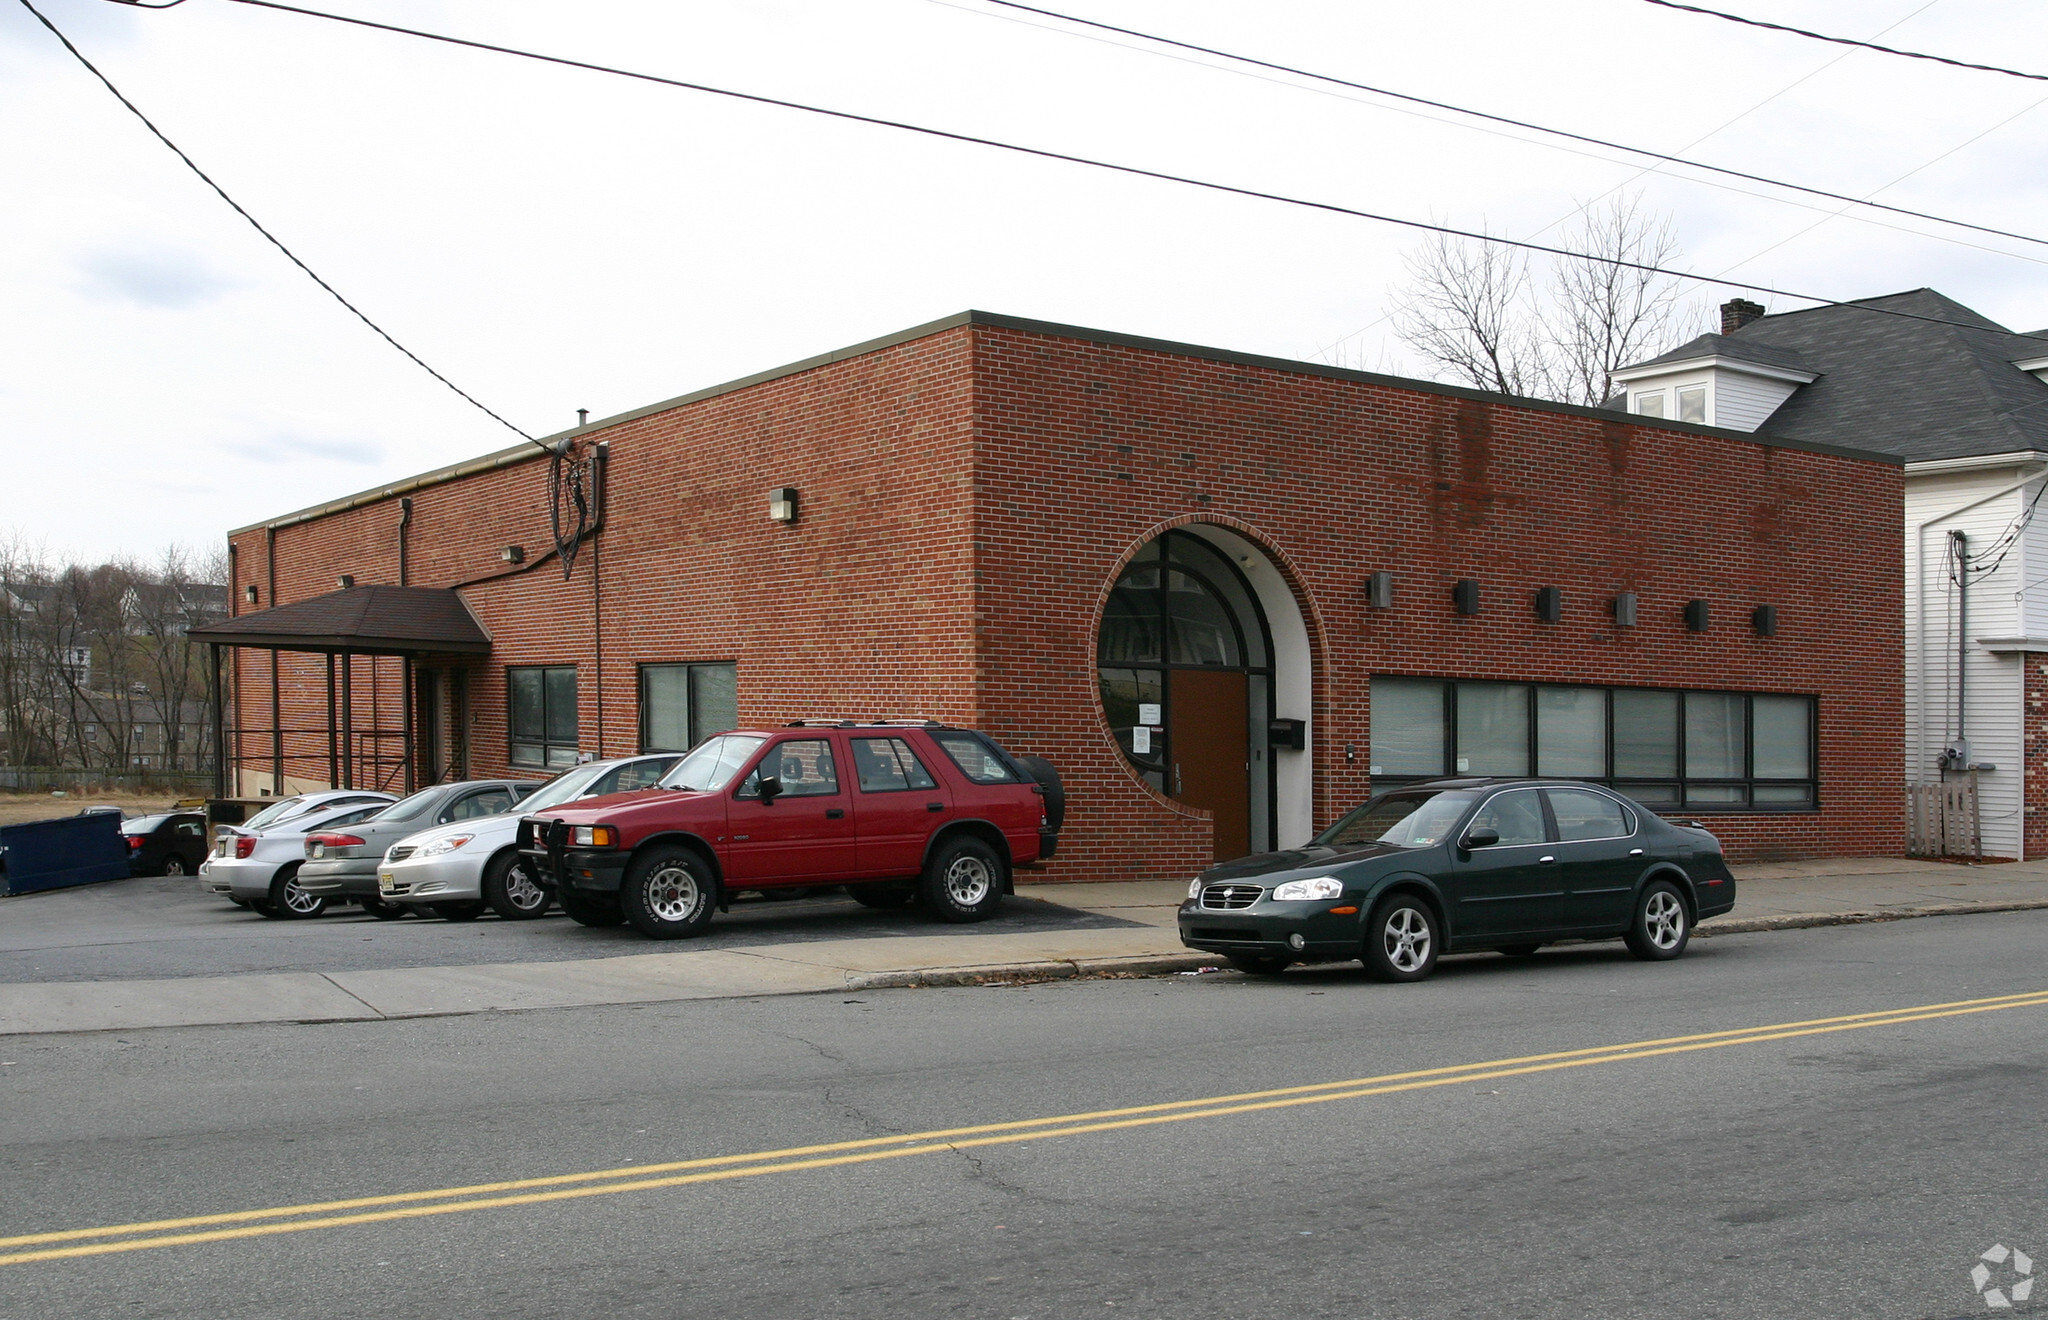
127 836 144 850
307 834 365 849
233 836 257 859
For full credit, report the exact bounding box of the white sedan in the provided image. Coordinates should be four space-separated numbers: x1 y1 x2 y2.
198 790 397 917
376 755 680 920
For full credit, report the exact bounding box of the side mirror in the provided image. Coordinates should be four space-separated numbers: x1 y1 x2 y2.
1462 827 1500 850
757 775 784 803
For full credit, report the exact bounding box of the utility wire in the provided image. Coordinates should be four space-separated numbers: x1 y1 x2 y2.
975 0 2048 253
1638 0 2048 83
23 0 543 449
171 0 2046 341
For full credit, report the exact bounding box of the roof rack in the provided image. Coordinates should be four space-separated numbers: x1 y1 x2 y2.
782 718 954 729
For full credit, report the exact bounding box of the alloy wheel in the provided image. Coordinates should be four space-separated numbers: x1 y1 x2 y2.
282 876 323 916
503 861 546 912
1381 906 1432 974
644 864 704 923
1644 890 1685 950
943 855 993 908
162 857 186 876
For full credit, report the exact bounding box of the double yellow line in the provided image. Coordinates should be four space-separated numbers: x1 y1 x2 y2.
6 986 2047 1268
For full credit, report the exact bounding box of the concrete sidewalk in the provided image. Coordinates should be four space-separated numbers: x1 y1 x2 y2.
3 857 2045 1036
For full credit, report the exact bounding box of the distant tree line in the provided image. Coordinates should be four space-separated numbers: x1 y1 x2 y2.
0 537 228 776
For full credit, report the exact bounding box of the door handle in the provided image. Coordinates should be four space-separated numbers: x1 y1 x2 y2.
926 802 944 812
1629 848 1644 856
825 808 845 819
1538 856 1556 865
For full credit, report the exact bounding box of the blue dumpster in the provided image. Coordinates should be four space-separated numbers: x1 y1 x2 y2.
1 813 131 896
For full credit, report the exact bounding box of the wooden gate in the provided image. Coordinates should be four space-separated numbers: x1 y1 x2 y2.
1907 778 1980 858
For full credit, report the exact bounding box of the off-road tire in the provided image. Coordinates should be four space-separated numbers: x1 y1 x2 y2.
1623 880 1691 961
620 846 718 940
1362 893 1440 983
482 850 551 920
558 889 624 927
920 837 1006 923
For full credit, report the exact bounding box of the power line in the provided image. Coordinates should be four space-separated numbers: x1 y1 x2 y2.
1638 0 2048 83
24 0 542 449
155 0 2043 342
974 0 2048 253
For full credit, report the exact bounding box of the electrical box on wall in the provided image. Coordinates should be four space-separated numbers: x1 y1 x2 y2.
1269 718 1306 750
1452 579 1480 615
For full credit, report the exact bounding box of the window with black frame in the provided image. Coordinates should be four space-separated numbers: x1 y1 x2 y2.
508 665 579 769
1368 676 1816 809
639 663 739 752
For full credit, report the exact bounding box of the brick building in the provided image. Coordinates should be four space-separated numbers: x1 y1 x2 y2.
200 311 1904 874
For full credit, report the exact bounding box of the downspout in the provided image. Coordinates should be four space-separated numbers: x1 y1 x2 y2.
1954 530 1968 765
267 528 281 795
591 443 608 758
398 497 413 586
227 541 239 795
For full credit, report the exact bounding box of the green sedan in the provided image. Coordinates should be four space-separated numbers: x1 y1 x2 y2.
1178 778 1736 981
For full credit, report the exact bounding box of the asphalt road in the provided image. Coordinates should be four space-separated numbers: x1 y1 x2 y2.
0 875 1140 981
3 912 2045 1319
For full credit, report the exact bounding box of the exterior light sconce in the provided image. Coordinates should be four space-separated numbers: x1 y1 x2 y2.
501 545 526 565
1752 605 1778 637
244 584 260 605
1613 592 1638 627
1366 571 1394 609
336 575 355 590
1685 599 1711 632
1452 579 1480 616
1269 718 1307 750
768 486 800 524
1533 587 1562 623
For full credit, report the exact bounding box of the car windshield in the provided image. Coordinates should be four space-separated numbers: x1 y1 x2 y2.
371 786 447 822
662 735 767 793
241 797 308 830
1317 790 1482 849
123 814 169 832
520 763 612 813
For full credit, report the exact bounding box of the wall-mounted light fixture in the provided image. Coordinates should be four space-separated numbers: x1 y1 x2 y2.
1534 586 1562 623
1613 592 1638 627
500 545 526 565
1452 579 1480 615
336 575 355 590
1752 605 1778 637
1366 571 1394 609
244 584 260 605
1685 599 1711 632
768 486 800 524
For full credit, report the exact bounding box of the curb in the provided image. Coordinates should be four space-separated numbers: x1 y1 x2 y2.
848 898 2048 989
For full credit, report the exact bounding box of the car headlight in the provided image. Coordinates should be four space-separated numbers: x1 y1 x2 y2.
571 825 619 848
411 834 474 859
1271 876 1344 902
1186 877 1204 901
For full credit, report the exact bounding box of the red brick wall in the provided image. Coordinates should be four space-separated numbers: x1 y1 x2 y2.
2025 654 2048 860
226 315 1904 870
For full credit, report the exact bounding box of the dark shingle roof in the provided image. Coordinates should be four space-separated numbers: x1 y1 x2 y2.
188 585 492 654
1625 332 1816 376
1721 289 2048 463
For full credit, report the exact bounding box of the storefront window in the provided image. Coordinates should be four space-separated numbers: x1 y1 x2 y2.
640 663 739 752
1368 676 1818 810
509 665 579 768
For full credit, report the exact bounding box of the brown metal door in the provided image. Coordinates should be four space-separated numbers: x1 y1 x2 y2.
1170 669 1251 862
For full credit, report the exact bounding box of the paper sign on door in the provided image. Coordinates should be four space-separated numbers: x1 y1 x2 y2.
1132 726 1152 754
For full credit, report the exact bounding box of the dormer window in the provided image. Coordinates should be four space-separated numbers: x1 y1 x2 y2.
1633 390 1666 418
1677 386 1706 424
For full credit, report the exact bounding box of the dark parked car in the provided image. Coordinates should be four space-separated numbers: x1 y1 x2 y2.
122 811 210 877
1179 778 1736 981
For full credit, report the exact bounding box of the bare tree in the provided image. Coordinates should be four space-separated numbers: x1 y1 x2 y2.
1390 193 1703 406
1390 223 1546 397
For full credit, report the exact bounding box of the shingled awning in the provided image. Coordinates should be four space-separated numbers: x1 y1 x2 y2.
188 585 492 655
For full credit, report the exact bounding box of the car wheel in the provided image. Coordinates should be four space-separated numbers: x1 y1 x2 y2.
921 837 1005 923
620 846 717 939
482 851 551 920
1496 943 1542 958
848 883 917 909
359 896 408 920
264 866 327 920
432 901 487 922
161 855 188 877
1623 880 1692 961
1228 955 1292 976
1362 893 1439 983
558 889 624 927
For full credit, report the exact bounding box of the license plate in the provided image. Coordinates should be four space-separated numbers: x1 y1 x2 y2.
378 872 396 894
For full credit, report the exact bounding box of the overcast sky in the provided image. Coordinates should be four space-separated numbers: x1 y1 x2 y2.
6 0 2047 565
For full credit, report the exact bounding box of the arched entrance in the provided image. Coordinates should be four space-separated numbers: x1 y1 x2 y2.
1098 527 1307 861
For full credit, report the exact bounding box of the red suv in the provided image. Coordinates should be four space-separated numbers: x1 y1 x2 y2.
517 721 1063 938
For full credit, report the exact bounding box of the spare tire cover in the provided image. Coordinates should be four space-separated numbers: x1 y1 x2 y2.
1016 755 1066 832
